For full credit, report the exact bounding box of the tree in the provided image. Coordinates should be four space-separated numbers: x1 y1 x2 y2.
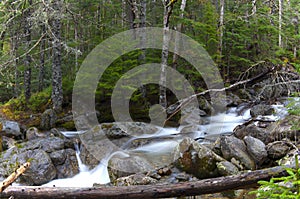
51 0 63 112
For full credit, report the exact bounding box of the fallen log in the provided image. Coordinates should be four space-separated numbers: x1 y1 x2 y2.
0 165 289 199
0 162 30 193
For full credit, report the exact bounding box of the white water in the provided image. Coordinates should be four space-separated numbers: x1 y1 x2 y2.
42 105 287 187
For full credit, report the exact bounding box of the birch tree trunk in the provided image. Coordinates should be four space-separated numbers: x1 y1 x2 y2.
219 0 225 76
51 0 63 112
23 0 32 103
160 0 174 109
172 0 187 69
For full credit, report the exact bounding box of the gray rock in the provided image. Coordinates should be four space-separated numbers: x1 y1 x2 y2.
217 161 239 176
50 150 67 165
114 173 157 186
266 141 291 160
0 120 22 139
55 149 79 178
26 127 45 140
109 155 155 180
250 104 274 117
234 123 270 144
179 125 200 134
220 135 255 170
40 109 57 130
173 137 224 179
15 149 56 185
244 136 267 166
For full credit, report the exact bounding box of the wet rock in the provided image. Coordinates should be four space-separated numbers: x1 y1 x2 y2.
198 97 215 115
180 107 203 125
179 125 200 134
55 149 79 178
50 149 67 165
114 173 157 186
243 136 267 166
40 109 57 130
266 141 291 160
21 137 65 153
234 123 270 144
0 120 22 139
173 137 224 179
216 161 239 176
109 155 155 180
220 135 255 170
250 104 274 117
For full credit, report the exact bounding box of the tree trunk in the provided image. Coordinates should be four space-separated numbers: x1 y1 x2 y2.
51 0 63 112
0 165 291 199
219 0 225 76
172 0 187 69
278 0 283 48
38 25 46 92
160 1 174 109
23 0 32 103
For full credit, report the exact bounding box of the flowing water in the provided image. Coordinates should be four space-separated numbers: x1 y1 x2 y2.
42 105 288 187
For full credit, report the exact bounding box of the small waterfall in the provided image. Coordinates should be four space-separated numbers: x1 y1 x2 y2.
42 142 128 187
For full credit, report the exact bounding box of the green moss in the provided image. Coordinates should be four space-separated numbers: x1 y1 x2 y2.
61 121 76 130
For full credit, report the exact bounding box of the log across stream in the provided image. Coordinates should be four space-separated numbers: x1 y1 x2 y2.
0 165 289 199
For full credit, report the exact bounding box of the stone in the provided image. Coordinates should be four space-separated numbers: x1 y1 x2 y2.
173 137 224 179
234 123 270 144
243 136 267 166
266 141 291 160
55 149 79 178
26 127 44 140
0 120 22 139
114 173 157 186
220 135 255 170
109 155 154 180
216 161 239 176
250 104 274 117
40 109 57 130
13 149 57 185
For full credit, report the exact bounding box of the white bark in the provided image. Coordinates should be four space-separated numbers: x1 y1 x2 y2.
172 0 187 69
160 0 173 109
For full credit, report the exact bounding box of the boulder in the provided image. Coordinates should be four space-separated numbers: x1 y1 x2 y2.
109 155 154 180
0 120 22 139
55 149 79 178
220 135 255 170
173 137 224 179
266 141 291 160
243 136 267 166
216 161 239 176
40 109 57 130
234 123 271 144
3 149 57 185
26 127 46 140
250 104 274 117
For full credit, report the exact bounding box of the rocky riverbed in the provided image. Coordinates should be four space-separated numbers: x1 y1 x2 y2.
0 98 299 191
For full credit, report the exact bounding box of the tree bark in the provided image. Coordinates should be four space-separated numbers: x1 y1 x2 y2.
51 0 63 112
23 0 33 103
38 25 46 92
172 0 187 69
0 165 290 199
219 0 225 76
159 0 174 109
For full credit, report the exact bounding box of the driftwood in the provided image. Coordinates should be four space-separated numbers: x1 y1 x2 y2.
0 162 30 193
0 165 289 199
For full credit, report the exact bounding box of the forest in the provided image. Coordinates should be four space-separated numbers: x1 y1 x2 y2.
0 0 300 198
0 0 299 124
